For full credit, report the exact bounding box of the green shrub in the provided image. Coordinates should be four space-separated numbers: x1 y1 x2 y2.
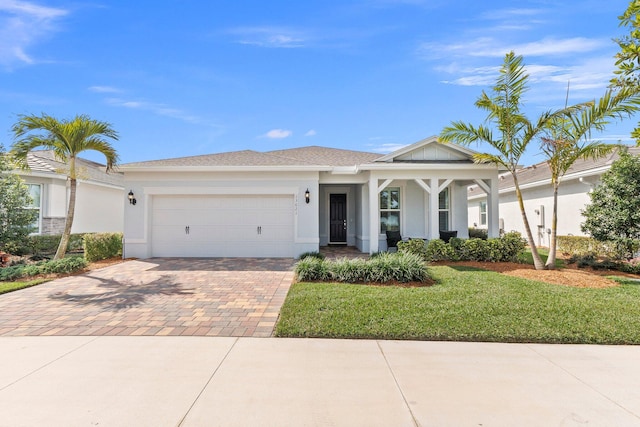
397 238 428 259
448 237 467 260
556 236 624 259
425 239 457 262
367 252 428 283
294 252 429 283
0 256 87 281
83 233 122 262
488 231 526 262
331 257 368 282
468 227 488 239
40 257 88 274
295 256 331 282
298 251 325 260
462 238 490 261
11 234 86 256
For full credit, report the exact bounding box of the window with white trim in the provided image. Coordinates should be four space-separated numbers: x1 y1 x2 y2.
380 187 400 232
438 187 450 231
26 184 42 234
479 201 487 226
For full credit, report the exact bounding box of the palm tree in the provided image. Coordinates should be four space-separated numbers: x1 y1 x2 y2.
11 114 119 260
440 52 573 270
541 86 640 269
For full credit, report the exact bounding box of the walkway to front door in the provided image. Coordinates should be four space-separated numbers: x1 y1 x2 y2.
0 258 295 337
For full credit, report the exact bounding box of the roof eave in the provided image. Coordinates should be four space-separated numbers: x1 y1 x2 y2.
119 165 332 173
359 162 499 171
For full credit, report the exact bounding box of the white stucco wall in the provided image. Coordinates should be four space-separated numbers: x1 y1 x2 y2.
469 178 595 246
21 175 124 234
73 182 124 233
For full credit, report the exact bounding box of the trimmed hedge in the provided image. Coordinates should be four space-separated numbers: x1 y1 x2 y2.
398 231 526 263
9 234 86 257
468 227 488 240
0 256 88 281
83 233 123 262
559 236 640 274
556 235 635 260
295 252 429 283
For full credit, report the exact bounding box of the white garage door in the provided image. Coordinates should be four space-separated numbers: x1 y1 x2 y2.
151 195 295 257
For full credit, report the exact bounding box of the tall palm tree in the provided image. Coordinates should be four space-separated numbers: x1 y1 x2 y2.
11 114 119 260
440 52 576 270
541 86 640 269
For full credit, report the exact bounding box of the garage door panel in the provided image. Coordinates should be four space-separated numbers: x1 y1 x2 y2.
151 195 295 257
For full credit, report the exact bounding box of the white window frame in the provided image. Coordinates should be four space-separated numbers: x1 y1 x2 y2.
380 187 401 233
479 201 487 226
26 183 42 234
438 187 450 231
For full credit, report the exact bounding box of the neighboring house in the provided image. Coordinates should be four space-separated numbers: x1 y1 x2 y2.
15 150 124 235
467 146 640 247
121 137 500 258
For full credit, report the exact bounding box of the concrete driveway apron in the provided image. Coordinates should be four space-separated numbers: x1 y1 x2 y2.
0 258 295 337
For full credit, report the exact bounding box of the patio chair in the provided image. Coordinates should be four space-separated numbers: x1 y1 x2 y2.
439 230 457 243
386 230 402 251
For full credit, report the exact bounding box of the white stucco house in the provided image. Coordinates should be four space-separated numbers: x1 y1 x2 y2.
16 150 124 235
467 146 640 247
120 137 501 258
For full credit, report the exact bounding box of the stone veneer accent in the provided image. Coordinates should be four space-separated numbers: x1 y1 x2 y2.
41 217 66 235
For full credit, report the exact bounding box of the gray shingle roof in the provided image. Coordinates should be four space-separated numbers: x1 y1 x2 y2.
266 146 381 166
22 150 124 187
468 146 640 197
122 146 382 168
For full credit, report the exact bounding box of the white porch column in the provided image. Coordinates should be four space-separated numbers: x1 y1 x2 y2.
369 176 380 253
429 177 439 240
488 177 500 238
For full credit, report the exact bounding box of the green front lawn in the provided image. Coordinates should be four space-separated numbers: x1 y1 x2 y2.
0 279 49 295
275 265 640 344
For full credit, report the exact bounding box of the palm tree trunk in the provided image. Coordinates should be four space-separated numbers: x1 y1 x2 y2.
514 176 545 270
54 177 76 260
545 183 559 269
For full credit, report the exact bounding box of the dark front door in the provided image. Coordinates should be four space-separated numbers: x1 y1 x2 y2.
329 194 347 243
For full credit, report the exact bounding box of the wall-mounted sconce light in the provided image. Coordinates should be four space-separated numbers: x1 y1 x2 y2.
304 188 310 204
128 190 137 205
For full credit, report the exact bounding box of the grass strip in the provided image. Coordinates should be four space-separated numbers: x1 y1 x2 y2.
0 279 50 295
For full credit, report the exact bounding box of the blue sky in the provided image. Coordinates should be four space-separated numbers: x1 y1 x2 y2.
0 0 635 165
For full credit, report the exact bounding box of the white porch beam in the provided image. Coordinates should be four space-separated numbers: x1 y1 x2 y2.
438 178 453 193
377 179 393 193
473 178 490 194
413 179 431 194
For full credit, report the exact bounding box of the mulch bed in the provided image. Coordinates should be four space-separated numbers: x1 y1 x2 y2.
432 260 637 288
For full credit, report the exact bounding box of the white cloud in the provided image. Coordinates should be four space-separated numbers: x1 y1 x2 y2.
88 86 122 94
228 27 306 48
479 7 543 21
105 97 213 126
0 0 68 68
367 143 409 154
261 129 293 139
421 36 607 60
304 129 317 137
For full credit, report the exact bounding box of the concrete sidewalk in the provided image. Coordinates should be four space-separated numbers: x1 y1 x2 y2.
0 337 638 426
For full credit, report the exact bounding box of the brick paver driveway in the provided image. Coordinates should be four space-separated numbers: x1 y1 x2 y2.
0 258 295 337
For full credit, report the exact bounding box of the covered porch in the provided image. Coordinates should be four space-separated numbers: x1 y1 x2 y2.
316 138 500 254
